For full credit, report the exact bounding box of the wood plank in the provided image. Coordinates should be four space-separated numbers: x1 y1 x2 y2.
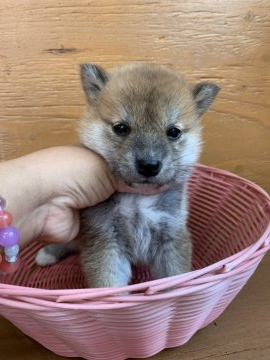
0 0 269 191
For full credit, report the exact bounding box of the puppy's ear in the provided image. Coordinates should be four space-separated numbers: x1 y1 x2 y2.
80 64 109 101
192 82 220 116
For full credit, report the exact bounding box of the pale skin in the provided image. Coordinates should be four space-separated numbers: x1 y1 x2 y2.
0 145 169 248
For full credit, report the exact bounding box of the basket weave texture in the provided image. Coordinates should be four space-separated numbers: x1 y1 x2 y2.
0 164 269 360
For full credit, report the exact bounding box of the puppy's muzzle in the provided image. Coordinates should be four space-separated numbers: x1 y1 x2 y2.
136 158 161 178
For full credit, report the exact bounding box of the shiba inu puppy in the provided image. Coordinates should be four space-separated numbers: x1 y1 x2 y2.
36 63 219 288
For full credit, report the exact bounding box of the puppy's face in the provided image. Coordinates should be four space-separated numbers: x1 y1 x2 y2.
79 63 219 188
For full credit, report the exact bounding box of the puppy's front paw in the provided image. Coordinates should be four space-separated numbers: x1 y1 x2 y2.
35 247 59 267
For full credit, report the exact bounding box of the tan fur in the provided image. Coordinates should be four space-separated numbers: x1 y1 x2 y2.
36 63 220 289
80 63 199 146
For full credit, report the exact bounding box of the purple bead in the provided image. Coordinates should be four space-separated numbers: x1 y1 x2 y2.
0 226 20 247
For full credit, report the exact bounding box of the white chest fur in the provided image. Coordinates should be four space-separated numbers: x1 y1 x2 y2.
118 194 173 261
118 194 169 222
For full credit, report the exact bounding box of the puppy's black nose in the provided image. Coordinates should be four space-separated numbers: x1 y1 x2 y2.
136 158 161 177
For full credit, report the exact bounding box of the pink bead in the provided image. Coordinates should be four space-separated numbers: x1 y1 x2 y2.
0 226 19 247
0 256 20 274
0 210 13 229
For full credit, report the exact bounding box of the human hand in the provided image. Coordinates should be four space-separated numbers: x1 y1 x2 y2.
0 146 169 247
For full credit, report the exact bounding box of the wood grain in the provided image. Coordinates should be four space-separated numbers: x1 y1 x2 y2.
0 0 269 190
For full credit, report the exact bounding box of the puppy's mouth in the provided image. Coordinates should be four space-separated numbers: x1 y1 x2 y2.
134 179 152 184
132 182 162 188
125 174 175 191
130 181 173 193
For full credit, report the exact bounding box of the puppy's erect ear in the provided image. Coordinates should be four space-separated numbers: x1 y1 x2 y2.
80 64 109 101
192 82 220 116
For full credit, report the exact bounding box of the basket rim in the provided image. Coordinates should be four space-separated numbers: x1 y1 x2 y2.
0 164 269 306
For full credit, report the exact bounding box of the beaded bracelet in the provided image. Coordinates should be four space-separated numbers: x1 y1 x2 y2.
0 196 20 274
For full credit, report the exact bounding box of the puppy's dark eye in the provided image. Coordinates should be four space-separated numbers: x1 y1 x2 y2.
166 127 182 140
112 123 131 136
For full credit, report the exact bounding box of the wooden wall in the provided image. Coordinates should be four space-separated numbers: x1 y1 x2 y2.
0 0 269 191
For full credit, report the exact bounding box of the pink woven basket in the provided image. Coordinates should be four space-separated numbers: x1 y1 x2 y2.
0 164 269 360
